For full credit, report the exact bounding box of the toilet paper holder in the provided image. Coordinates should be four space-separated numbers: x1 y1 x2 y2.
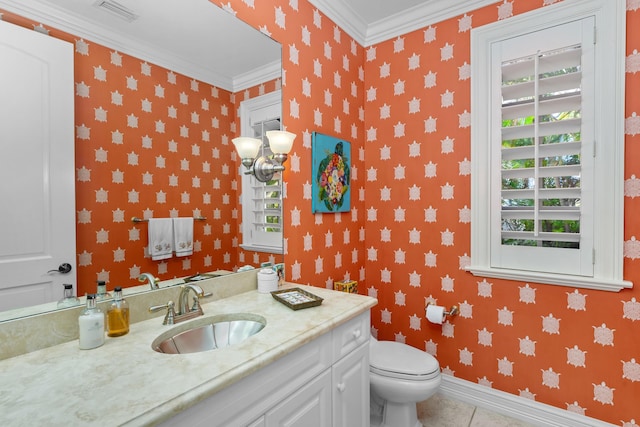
425 303 459 320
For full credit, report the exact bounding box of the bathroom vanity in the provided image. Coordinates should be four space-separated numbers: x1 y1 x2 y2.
0 283 376 426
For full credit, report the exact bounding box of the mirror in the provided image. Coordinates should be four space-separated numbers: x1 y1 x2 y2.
0 0 282 321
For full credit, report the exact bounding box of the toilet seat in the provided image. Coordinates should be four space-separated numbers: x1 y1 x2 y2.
370 341 440 381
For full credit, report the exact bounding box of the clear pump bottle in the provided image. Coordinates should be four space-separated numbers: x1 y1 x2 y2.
95 280 111 301
57 284 80 308
78 294 105 350
107 287 129 337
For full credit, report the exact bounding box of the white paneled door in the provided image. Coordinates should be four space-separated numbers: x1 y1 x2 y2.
0 20 76 311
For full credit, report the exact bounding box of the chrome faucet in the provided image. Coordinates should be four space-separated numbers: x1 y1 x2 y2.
138 273 159 290
148 284 211 325
179 284 205 315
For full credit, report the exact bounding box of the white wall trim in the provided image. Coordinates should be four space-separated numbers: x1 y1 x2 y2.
439 375 617 427
364 0 497 47
308 0 497 47
306 0 368 47
233 60 281 93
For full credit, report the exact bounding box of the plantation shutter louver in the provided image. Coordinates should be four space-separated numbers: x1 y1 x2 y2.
490 18 595 276
469 0 630 291
247 118 283 247
501 45 583 246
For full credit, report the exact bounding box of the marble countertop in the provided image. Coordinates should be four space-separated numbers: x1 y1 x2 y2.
0 285 376 426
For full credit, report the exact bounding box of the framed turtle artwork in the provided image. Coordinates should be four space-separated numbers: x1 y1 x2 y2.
311 132 351 213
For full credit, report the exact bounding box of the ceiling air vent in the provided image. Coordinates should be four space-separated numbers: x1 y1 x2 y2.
94 0 139 22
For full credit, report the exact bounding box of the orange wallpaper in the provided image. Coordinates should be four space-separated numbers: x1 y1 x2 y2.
3 0 640 423
1 10 280 296
360 1 640 424
218 0 640 424
210 0 368 290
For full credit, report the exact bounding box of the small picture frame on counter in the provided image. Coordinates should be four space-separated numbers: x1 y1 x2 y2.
334 280 358 294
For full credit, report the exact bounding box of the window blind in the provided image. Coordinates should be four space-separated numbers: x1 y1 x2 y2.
500 45 583 249
469 1 628 289
248 118 283 246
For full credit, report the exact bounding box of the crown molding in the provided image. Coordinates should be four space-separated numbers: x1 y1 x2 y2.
306 0 369 46
233 60 281 92
0 0 277 93
309 0 499 47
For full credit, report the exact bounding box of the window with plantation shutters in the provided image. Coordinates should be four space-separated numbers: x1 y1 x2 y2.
246 118 283 248
468 0 631 291
494 21 594 276
238 91 284 254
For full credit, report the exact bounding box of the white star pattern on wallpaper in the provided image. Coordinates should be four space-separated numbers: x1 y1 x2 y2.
3 1 633 422
478 328 492 346
541 314 560 335
519 284 536 304
622 297 640 320
519 336 535 356
542 368 560 389
498 357 514 377
76 81 90 97
593 324 615 346
566 345 587 368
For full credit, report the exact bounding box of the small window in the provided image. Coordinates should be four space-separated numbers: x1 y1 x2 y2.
237 91 284 254
467 0 631 291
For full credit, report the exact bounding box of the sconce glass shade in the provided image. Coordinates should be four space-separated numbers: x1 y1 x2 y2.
266 130 296 154
233 131 296 182
232 137 262 159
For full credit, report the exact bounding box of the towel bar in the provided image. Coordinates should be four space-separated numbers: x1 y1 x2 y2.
131 216 207 223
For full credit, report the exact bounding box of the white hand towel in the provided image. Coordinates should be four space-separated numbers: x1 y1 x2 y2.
173 217 194 257
148 218 174 261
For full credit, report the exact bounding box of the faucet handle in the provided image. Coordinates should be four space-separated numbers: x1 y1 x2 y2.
149 300 176 325
190 290 213 312
190 296 202 313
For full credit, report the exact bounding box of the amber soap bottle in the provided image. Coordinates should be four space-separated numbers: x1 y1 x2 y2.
107 286 130 337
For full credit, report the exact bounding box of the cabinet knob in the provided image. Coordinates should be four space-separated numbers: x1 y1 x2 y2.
337 383 346 393
352 329 361 339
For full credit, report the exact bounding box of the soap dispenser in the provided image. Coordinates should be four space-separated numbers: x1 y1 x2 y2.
78 294 105 350
95 280 111 301
57 284 80 308
107 286 130 337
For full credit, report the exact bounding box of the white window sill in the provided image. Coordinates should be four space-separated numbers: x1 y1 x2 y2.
465 266 632 292
240 244 283 255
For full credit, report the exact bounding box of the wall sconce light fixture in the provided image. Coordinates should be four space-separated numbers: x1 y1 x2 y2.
232 130 296 182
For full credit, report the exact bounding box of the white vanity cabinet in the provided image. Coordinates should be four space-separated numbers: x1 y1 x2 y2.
264 370 332 426
161 311 371 427
331 309 370 427
332 343 369 426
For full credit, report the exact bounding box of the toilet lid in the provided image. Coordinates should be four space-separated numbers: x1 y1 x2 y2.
370 341 440 380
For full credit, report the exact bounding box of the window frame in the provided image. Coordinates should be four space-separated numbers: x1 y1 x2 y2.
467 0 631 292
237 90 284 254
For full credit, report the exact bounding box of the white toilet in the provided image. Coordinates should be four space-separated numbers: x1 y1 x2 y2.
369 337 441 427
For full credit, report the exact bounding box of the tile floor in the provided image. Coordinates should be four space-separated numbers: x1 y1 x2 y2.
417 394 537 427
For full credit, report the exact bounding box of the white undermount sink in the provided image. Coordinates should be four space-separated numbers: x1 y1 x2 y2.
151 313 266 354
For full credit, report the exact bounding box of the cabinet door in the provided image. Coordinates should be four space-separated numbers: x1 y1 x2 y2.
265 370 331 427
332 342 369 427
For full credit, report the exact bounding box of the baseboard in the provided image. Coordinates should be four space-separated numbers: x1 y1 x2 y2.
439 375 617 427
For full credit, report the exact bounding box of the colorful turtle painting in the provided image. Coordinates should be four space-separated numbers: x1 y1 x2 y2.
316 141 350 211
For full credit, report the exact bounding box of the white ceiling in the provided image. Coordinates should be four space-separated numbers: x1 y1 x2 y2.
0 0 282 91
0 0 497 91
